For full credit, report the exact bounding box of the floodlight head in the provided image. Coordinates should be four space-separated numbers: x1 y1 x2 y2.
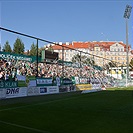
124 4 132 19
126 5 132 9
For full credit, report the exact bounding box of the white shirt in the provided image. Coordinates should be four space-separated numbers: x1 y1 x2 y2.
56 76 60 86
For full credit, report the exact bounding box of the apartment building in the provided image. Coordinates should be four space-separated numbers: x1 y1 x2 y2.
47 41 133 67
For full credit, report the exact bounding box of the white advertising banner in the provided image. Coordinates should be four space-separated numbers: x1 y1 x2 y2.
27 86 59 96
47 86 59 94
28 80 37 87
0 89 6 99
81 89 102 94
91 83 102 89
27 87 40 96
36 78 52 85
39 86 59 95
16 75 26 81
6 87 27 98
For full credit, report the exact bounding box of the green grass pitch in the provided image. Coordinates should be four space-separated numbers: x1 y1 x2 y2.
0 88 133 133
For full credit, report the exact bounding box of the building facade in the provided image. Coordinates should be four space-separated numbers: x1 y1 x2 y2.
46 41 133 67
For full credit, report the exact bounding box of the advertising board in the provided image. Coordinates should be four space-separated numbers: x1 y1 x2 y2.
27 86 59 96
0 88 6 99
39 87 47 95
36 78 53 86
91 84 101 89
47 86 59 94
76 84 92 91
27 87 40 96
6 87 27 98
59 85 76 92
0 81 18 88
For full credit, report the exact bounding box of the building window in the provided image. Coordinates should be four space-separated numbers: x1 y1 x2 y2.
106 52 109 55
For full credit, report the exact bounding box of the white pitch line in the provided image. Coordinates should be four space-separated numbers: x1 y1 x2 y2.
0 94 82 112
0 120 50 133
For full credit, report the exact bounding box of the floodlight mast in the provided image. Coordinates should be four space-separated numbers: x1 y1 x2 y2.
123 5 132 86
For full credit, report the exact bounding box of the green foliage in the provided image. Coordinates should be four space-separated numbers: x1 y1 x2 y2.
108 61 117 67
13 37 25 54
72 53 81 63
2 41 12 52
129 59 133 69
38 47 46 56
29 43 37 56
29 43 46 57
47 45 54 52
84 57 95 65
72 53 95 66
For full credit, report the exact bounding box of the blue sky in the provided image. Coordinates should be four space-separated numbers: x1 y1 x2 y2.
0 0 133 51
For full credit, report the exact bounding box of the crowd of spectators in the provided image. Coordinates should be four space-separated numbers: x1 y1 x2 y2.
0 58 36 81
0 58 112 86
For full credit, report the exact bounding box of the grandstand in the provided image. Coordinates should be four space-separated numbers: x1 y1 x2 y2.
0 26 133 133
0 27 133 90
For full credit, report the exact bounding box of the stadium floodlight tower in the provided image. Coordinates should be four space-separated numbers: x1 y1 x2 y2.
123 4 132 86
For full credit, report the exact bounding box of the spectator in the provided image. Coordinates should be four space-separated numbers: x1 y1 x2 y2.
56 74 61 87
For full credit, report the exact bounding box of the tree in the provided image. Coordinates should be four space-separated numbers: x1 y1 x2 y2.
13 38 25 54
83 57 95 66
72 53 95 66
103 61 116 69
38 47 45 56
29 43 37 56
72 53 81 63
129 59 133 70
47 45 54 52
3 41 12 52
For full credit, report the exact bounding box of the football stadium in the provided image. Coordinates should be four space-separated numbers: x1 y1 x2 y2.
0 21 133 133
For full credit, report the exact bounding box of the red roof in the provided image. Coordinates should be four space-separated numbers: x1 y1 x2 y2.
51 41 128 51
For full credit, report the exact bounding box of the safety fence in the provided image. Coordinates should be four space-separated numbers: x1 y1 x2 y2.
0 76 105 99
0 27 132 89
